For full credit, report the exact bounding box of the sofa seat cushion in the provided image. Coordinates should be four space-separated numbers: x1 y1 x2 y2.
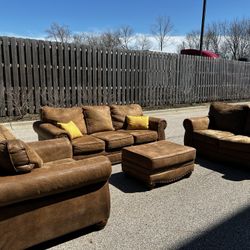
118 129 158 144
219 135 250 153
92 131 134 150
72 135 105 155
193 129 235 145
40 106 87 134
0 156 111 207
110 104 143 130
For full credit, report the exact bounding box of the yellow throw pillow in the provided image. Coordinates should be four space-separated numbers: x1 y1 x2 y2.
126 115 149 130
57 121 83 139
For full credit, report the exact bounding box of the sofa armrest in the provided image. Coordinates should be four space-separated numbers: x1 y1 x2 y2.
183 116 210 132
27 138 73 163
33 121 70 140
148 117 167 140
183 116 210 146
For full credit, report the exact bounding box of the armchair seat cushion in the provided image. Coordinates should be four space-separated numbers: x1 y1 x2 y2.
193 129 234 145
219 135 250 153
0 156 111 207
92 131 134 150
72 135 105 155
118 129 158 144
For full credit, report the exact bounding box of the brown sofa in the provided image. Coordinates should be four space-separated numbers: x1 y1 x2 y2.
0 125 112 249
183 102 250 167
33 104 167 164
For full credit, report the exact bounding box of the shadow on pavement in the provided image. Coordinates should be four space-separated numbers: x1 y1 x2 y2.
196 156 250 181
109 172 148 193
176 205 250 250
28 225 97 250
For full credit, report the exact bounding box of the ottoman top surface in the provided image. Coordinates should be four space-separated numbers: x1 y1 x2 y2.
122 140 196 170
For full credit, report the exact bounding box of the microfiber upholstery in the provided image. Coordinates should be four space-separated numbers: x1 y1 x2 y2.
33 104 167 164
91 131 134 150
193 129 235 145
83 106 114 134
183 102 250 168
110 104 143 130
209 102 249 134
0 139 43 175
0 125 16 141
244 110 250 135
118 129 158 144
219 135 250 153
72 135 105 155
40 106 87 134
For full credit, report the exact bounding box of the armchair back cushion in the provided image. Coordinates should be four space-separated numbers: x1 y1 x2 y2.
83 106 114 134
0 139 43 175
110 104 143 130
208 102 249 134
40 106 87 134
244 110 250 135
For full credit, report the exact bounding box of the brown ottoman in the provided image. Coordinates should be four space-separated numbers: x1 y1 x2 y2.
122 140 196 189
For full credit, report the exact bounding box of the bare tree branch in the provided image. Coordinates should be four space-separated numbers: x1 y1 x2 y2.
118 25 134 49
151 16 173 51
134 34 152 50
45 22 72 43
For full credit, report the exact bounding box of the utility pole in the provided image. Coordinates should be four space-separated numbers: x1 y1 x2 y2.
199 0 207 55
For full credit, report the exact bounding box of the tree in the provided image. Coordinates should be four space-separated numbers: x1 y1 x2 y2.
45 22 72 43
99 31 121 49
134 34 152 50
118 25 134 49
151 15 173 51
222 19 250 60
205 22 224 54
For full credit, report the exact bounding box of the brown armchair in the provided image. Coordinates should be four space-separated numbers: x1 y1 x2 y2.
0 125 112 249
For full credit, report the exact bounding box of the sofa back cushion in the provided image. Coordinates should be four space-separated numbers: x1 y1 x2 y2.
83 106 114 134
40 106 87 134
208 102 249 134
110 104 143 130
0 139 43 175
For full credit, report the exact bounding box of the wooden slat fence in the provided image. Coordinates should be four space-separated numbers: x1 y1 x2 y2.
0 36 250 117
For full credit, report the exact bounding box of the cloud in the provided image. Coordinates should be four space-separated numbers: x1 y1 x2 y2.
0 31 185 53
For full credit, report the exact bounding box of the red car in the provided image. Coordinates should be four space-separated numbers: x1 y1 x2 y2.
181 49 219 58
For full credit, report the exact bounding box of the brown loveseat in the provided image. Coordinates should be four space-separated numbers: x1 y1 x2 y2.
0 125 111 249
183 102 250 167
33 104 167 164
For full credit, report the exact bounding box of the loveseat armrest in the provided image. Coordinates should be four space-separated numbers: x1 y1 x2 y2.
183 116 210 132
33 121 70 140
183 116 210 146
149 117 167 140
27 138 73 163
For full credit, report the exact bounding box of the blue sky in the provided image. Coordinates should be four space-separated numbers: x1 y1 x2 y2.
1 0 250 38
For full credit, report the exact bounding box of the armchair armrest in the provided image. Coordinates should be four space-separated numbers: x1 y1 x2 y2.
148 117 167 140
0 156 111 207
33 121 70 140
183 116 210 132
27 138 73 163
